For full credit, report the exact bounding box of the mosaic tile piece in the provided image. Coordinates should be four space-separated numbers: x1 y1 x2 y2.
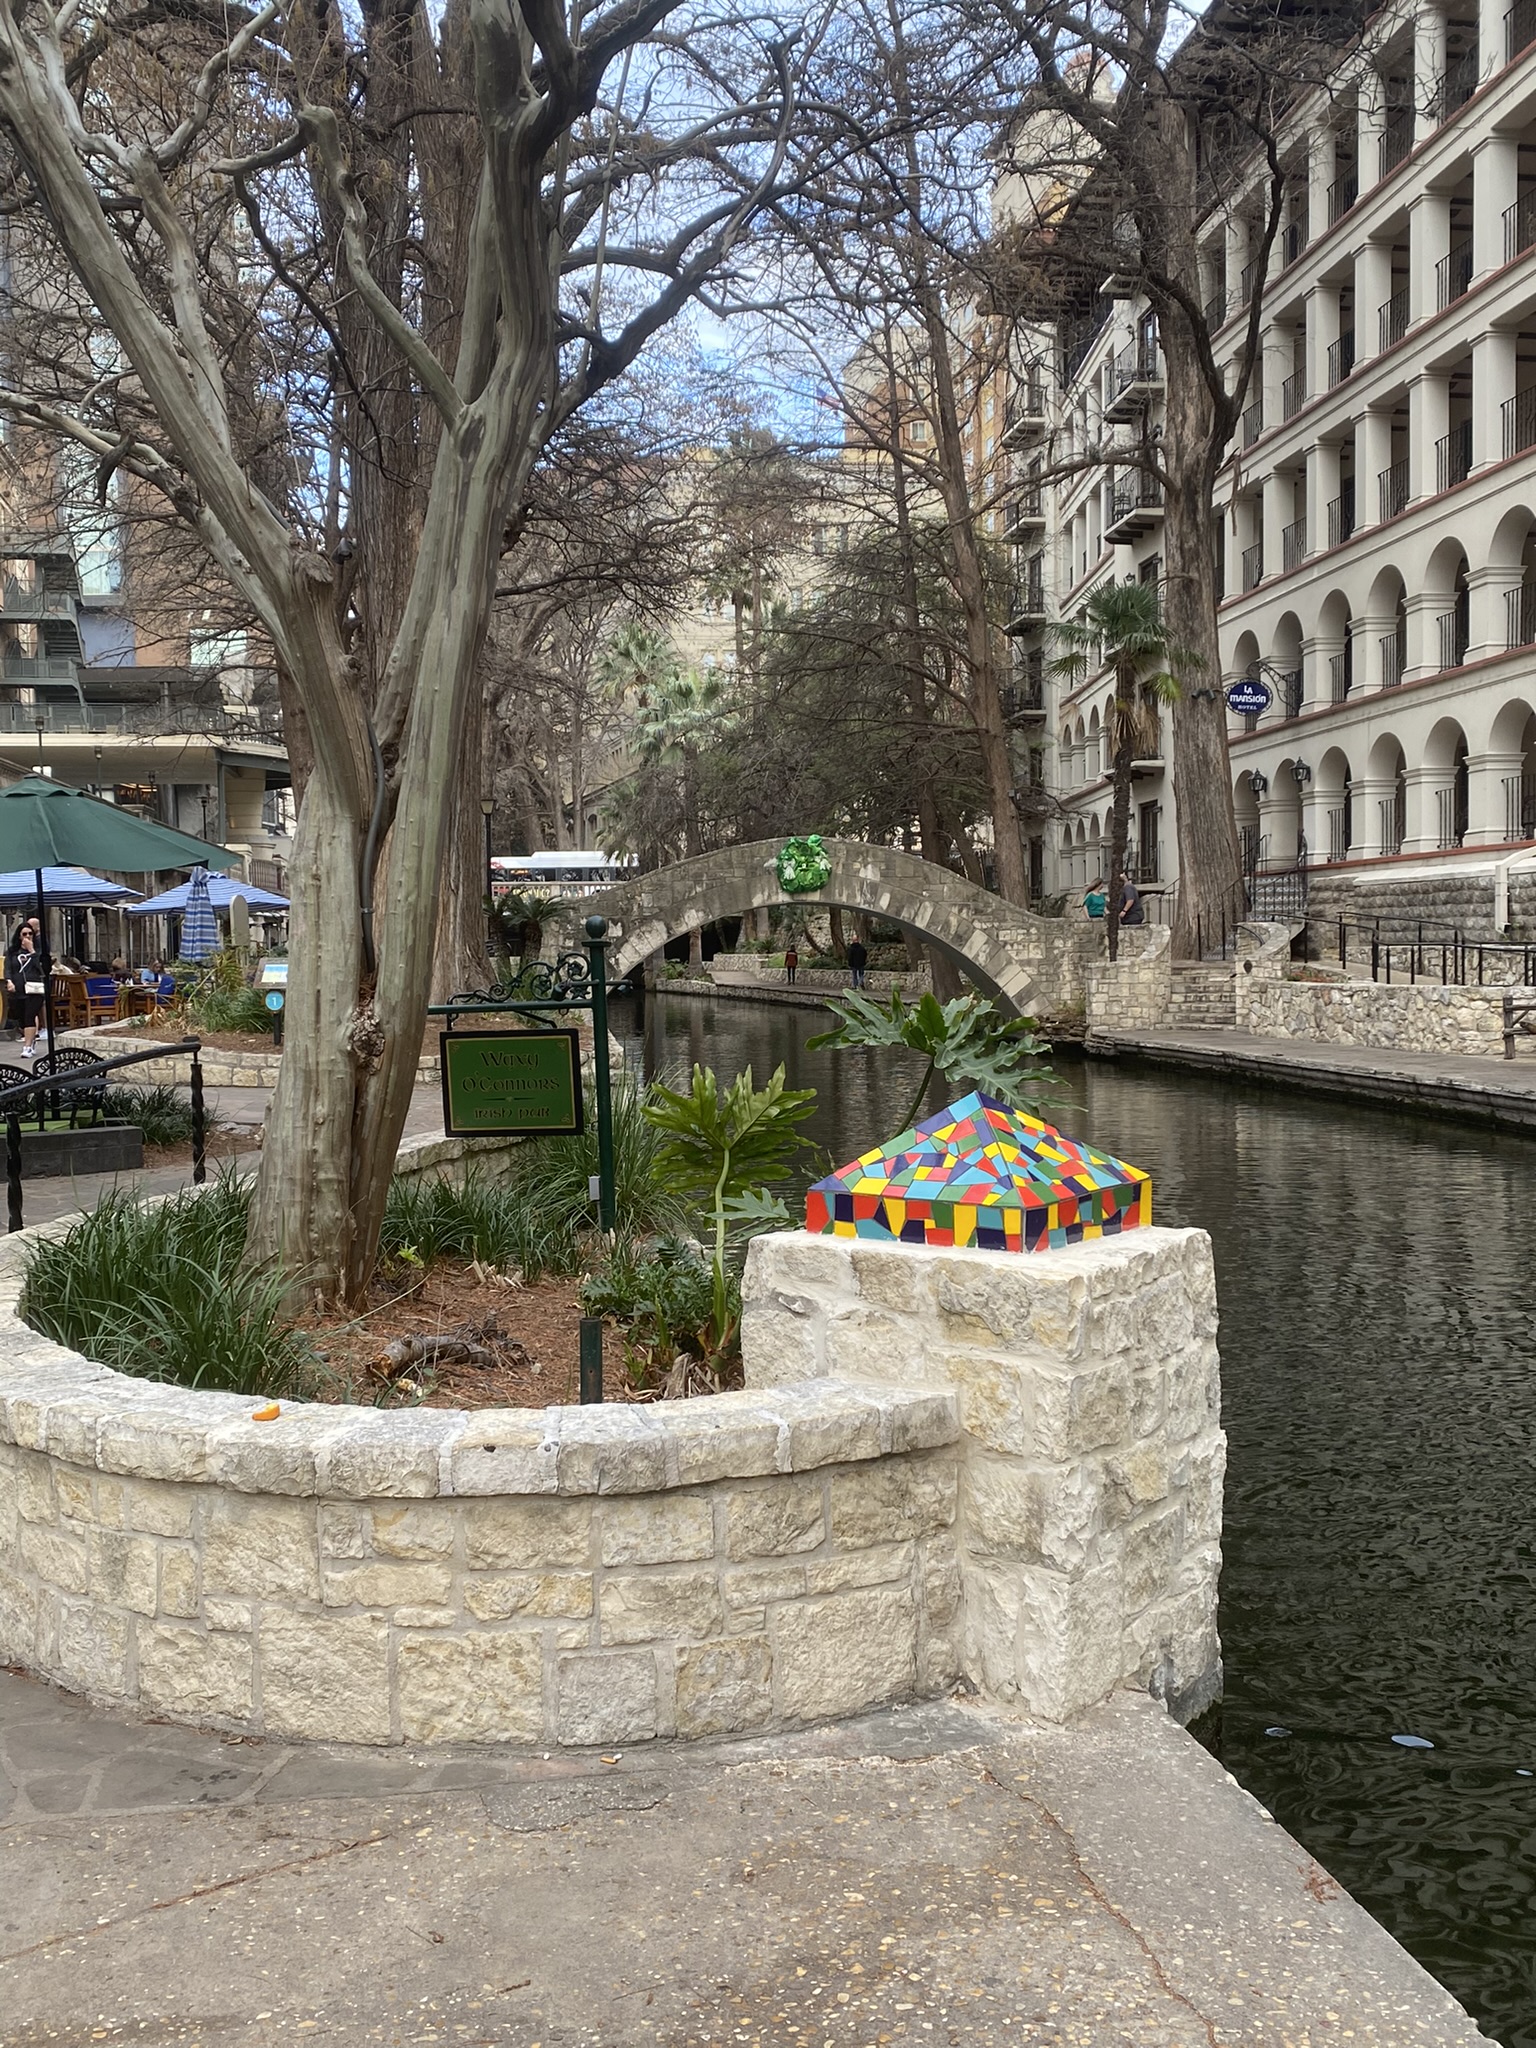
804 1089 1151 1255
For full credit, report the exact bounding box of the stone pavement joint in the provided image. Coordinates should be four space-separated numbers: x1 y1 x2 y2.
0 1663 1495 2046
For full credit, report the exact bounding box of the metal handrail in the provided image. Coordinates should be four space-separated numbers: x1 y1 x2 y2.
1505 991 1536 1057
4 1037 208 1232
1321 917 1536 989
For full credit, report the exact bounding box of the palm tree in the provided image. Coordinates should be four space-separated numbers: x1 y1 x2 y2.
1050 581 1185 961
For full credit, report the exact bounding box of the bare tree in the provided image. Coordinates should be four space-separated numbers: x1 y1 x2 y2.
0 0 819 1300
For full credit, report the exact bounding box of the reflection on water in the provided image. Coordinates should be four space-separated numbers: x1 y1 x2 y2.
614 990 1536 2048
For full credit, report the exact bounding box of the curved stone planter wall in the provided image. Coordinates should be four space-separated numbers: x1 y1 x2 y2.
0 1213 1223 1746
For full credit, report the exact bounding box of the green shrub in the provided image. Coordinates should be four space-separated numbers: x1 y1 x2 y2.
579 1237 724 1386
191 986 273 1035
21 1177 315 1399
101 1083 223 1149
381 1068 691 1280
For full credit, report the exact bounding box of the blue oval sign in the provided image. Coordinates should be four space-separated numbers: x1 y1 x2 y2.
264 990 285 1012
1226 678 1273 717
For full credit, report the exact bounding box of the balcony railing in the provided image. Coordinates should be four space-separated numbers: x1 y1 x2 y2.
1508 581 1536 648
1327 805 1350 863
1240 255 1262 302
1327 331 1356 387
0 699 283 741
1379 798 1405 858
1379 288 1409 352
1241 541 1264 590
1328 168 1358 224
1003 660 1046 718
1327 484 1356 549
1436 244 1473 309
2 656 79 683
1505 770 1536 841
1013 556 1046 618
1435 44 1479 123
1282 218 1308 269
1438 607 1469 670
1329 646 1352 702
1436 784 1466 850
1242 399 1263 448
1282 369 1306 420
0 580 77 621
1379 458 1409 521
1203 289 1228 330
1508 0 1536 61
1379 108 1414 178
1282 516 1308 571
1279 667 1304 719
1380 633 1405 688
1503 387 1536 457
1504 188 1536 261
1436 419 1473 492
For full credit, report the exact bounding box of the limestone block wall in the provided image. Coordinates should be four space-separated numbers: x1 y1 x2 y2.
1242 975 1507 1054
1084 926 1173 1037
1234 921 1303 1030
0 1216 1224 1744
741 1227 1224 1723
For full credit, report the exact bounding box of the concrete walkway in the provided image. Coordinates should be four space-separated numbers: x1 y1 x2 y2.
0 1665 1494 2048
11 1087 451 1231
1089 1027 1536 1133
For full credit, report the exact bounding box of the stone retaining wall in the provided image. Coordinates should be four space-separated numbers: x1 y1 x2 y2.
0 1213 1223 1744
60 1020 440 1091
1241 975 1507 1054
1084 926 1173 1037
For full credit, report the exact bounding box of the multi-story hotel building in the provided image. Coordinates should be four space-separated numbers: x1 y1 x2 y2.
1004 0 1536 933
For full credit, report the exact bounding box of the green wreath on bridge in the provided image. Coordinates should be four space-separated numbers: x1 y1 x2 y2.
775 834 833 894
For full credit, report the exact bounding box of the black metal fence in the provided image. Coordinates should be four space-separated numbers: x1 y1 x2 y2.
1327 919 1536 989
2 1037 207 1233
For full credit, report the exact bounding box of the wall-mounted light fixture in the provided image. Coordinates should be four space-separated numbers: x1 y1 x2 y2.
1249 769 1269 798
1291 759 1311 788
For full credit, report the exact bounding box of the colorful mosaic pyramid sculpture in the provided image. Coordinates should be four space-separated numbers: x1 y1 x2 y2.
804 1089 1151 1254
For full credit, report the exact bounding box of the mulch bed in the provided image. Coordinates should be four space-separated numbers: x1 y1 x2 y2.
296 1260 640 1408
143 1130 263 1170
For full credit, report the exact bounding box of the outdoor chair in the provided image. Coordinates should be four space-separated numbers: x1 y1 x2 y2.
84 975 121 1025
0 1061 36 1118
32 1048 107 1128
49 975 89 1031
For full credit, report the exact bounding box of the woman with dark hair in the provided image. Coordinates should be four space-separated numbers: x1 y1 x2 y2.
3 923 48 1056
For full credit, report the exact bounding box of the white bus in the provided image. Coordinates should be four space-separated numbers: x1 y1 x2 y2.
489 851 636 900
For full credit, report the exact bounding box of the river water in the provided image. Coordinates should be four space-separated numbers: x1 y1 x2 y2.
612 988 1536 2048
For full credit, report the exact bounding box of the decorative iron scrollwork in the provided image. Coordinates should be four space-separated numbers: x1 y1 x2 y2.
444 951 594 1010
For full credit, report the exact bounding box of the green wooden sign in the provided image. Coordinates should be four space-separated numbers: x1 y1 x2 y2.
439 1029 583 1136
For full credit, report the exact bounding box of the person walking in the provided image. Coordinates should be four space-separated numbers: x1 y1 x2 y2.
846 937 868 989
4 924 48 1057
784 941 799 986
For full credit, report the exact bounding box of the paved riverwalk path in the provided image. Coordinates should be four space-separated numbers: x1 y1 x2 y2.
0 1667 1492 2046
1090 1026 1536 1133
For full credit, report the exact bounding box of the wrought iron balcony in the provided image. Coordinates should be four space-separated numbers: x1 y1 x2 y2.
1379 287 1409 352
1379 633 1405 688
1378 108 1413 179
1203 289 1228 330
1327 484 1356 550
1503 387 1536 458
1434 44 1479 123
1329 647 1352 703
1241 541 1264 591
1327 332 1355 387
1242 400 1263 448
1282 516 1308 572
1505 189 1536 263
1436 244 1473 310
1281 218 1308 269
1437 607 1469 671
1105 473 1165 543
1435 420 1472 493
1508 581 1536 649
1328 168 1358 225
1378 458 1409 521
1282 369 1306 421
1508 0 1536 62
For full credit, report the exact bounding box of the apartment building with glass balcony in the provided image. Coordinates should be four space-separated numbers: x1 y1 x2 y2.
0 528 292 890
1003 0 1536 928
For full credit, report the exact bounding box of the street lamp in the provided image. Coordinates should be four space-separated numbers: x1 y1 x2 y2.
480 796 495 919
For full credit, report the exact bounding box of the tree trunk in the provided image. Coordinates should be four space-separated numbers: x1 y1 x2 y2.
432 703 491 1003
1105 704 1135 964
828 904 846 958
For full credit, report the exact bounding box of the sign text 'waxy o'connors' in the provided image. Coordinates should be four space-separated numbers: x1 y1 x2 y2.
439 1029 583 1137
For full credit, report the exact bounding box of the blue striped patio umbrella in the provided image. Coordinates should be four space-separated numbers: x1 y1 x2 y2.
179 865 218 962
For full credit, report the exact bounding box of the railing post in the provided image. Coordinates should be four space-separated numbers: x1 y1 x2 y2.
190 1050 206 1186
585 916 616 1233
1506 991 1517 1060
579 1315 604 1405
1371 932 1380 981
1339 918 1347 969
6 1111 21 1233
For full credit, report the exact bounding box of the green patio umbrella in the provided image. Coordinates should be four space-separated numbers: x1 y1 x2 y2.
0 776 241 1070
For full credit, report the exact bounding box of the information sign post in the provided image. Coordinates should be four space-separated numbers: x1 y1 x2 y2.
428 915 621 1398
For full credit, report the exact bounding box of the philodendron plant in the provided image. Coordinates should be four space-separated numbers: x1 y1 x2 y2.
642 1062 817 1356
809 988 1054 1134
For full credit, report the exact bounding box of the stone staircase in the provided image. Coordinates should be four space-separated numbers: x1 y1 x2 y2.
1169 961 1237 1029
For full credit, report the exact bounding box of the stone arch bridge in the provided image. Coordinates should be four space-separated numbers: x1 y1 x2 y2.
572 839 1096 1018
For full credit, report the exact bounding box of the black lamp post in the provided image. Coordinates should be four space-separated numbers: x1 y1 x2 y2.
480 797 495 949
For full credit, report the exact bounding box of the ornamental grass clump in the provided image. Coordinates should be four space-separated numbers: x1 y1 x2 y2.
100 1082 223 1149
21 1177 315 1398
